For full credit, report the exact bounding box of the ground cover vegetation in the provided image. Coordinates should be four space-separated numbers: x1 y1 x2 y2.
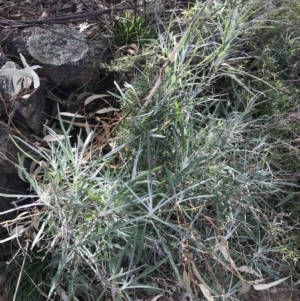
1 0 300 300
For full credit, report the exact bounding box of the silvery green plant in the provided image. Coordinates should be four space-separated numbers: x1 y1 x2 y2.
1 1 299 301
0 53 41 96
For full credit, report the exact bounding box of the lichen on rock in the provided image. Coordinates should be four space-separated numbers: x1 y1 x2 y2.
27 25 89 66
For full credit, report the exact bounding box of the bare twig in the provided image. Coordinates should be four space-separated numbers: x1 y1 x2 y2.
0 6 141 28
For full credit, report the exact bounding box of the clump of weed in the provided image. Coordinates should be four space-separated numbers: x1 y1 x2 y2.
2 1 300 301
108 12 154 48
247 0 300 113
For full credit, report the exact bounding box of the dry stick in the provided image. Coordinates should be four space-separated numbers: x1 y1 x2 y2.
142 0 214 109
13 240 29 301
0 6 141 28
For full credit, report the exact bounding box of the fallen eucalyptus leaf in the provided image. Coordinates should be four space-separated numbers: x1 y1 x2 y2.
60 112 85 118
191 262 216 295
95 107 119 114
253 277 290 291
238 266 262 278
84 94 110 106
43 134 67 142
199 284 213 301
182 269 193 296
150 295 163 301
10 225 25 236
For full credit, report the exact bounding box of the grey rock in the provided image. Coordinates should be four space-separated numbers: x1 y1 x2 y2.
0 51 7 67
0 75 45 223
13 86 51 136
27 25 88 66
0 123 30 174
0 86 51 136
0 71 14 98
0 123 31 223
0 54 15 98
0 50 38 223
5 25 112 86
